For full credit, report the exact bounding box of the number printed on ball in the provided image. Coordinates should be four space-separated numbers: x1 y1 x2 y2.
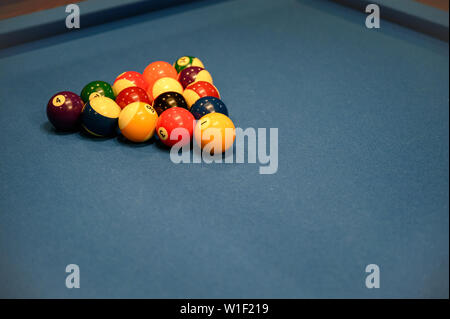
145 104 156 114
52 95 66 107
158 127 168 140
89 92 102 100
177 57 190 66
200 117 210 129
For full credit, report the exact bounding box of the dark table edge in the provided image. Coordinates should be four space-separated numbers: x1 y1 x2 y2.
332 0 449 42
0 0 448 51
0 0 201 50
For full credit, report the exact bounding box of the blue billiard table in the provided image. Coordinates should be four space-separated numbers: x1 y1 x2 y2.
0 0 448 298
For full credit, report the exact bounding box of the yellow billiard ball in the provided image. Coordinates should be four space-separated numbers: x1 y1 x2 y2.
146 77 183 103
194 113 235 154
119 102 158 142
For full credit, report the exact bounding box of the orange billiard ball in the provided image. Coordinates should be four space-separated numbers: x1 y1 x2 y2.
142 61 178 92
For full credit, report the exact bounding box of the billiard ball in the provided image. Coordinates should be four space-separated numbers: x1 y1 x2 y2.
178 66 213 89
194 113 235 153
115 87 151 109
183 81 220 109
142 61 177 92
46 91 84 131
173 56 204 73
112 71 148 96
80 81 115 103
147 77 183 103
119 102 158 142
153 91 188 115
81 96 121 137
156 107 195 147
190 96 228 120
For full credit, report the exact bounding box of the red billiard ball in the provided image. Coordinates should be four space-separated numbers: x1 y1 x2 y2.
156 107 195 147
46 91 84 131
183 81 220 109
115 86 151 109
113 71 148 96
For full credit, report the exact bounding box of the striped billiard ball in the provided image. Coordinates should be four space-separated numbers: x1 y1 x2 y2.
147 77 183 103
178 66 213 89
119 102 158 142
112 71 148 96
173 56 204 73
142 61 178 93
81 96 121 137
183 81 220 109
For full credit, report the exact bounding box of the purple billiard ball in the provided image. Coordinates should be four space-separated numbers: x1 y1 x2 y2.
177 66 213 89
46 91 84 131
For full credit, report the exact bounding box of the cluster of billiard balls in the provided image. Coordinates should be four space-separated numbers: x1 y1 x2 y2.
46 56 235 153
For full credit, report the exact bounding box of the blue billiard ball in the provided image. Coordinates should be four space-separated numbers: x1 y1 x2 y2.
81 96 121 137
190 96 228 120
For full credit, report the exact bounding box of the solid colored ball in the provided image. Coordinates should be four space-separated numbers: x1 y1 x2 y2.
142 61 177 92
194 113 235 153
119 102 158 142
112 71 148 96
190 96 228 120
156 107 195 147
81 96 121 137
46 91 84 131
153 91 188 115
80 81 115 103
178 66 213 89
147 77 183 103
183 81 220 109
115 87 151 109
173 56 204 73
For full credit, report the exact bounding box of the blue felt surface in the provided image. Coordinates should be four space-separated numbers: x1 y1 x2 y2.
0 0 448 298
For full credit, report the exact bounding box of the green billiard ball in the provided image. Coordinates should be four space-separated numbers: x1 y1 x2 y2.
80 80 115 103
173 56 204 73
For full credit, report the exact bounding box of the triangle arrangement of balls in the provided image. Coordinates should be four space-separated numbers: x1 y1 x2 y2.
46 56 236 153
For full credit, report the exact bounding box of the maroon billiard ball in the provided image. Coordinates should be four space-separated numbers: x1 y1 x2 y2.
115 86 151 109
46 91 84 131
178 66 213 89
